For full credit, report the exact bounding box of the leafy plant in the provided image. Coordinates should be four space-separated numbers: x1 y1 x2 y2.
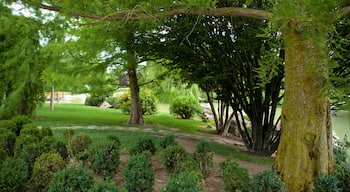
118 90 158 115
0 157 29 192
161 145 188 174
159 134 177 149
106 97 118 109
130 137 156 156
333 136 350 165
88 179 126 192
169 96 203 119
220 159 251 192
161 171 203 192
250 170 287 192
193 140 214 178
123 154 154 192
48 166 94 192
334 163 350 192
85 96 104 107
28 152 66 192
0 129 16 156
90 140 120 179
313 173 339 192
70 133 92 158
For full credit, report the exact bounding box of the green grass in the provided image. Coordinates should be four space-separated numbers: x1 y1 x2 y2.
35 103 273 165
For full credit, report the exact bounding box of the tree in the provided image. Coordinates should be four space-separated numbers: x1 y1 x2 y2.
0 4 45 119
14 0 350 191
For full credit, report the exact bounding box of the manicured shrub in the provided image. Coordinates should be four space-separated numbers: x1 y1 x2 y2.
130 137 156 156
41 136 68 160
250 170 287 192
123 154 154 192
159 134 177 149
48 166 94 192
161 145 188 174
118 90 158 115
14 134 41 156
16 142 45 176
85 96 104 106
0 130 16 156
90 140 120 179
20 125 42 139
106 97 118 109
10 115 32 136
161 171 203 192
28 152 66 192
70 133 92 157
334 163 350 192
0 157 29 192
220 159 251 192
193 140 214 178
41 126 53 137
313 173 339 192
88 180 126 192
169 96 203 119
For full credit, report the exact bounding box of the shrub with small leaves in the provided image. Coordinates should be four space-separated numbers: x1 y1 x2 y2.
123 154 154 192
118 90 158 115
106 97 118 109
28 152 66 192
48 166 94 192
169 96 203 119
130 137 156 156
313 173 339 192
161 171 203 192
90 140 120 179
41 126 53 137
70 133 92 158
85 96 104 106
193 140 213 178
250 170 287 192
88 180 126 192
0 130 16 156
0 157 29 192
10 116 32 136
159 134 177 149
334 163 350 191
161 145 188 174
220 159 251 192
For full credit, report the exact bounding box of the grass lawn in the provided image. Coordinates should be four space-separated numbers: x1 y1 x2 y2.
35 103 274 165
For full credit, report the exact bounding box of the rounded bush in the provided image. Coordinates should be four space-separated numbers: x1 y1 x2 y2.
48 166 94 192
123 154 154 192
220 159 251 192
193 140 214 178
159 134 177 149
334 163 350 191
0 130 16 156
41 126 53 137
0 157 29 192
313 173 339 192
130 137 156 156
90 141 120 179
20 125 42 139
85 96 104 106
118 90 157 115
161 145 188 174
169 96 203 119
10 116 32 136
70 133 92 157
250 170 287 192
88 180 125 192
161 171 203 192
28 152 66 192
106 97 118 109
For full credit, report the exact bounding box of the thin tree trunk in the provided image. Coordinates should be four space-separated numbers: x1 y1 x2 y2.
50 85 54 111
127 68 144 125
274 20 333 192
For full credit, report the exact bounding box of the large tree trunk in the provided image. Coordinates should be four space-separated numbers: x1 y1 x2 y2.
274 19 333 192
127 67 144 125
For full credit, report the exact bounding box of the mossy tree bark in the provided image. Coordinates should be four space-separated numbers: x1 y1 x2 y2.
274 19 333 192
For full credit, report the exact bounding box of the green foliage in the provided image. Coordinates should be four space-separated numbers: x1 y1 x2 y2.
28 152 66 192
118 90 158 115
89 180 125 192
193 140 213 178
313 173 339 192
333 137 350 165
334 163 350 192
10 116 32 136
41 136 68 160
123 154 154 192
106 97 118 108
85 96 104 107
169 96 202 119
48 166 94 192
161 171 203 192
0 157 28 192
20 124 42 139
0 129 16 156
90 140 120 179
250 170 287 192
130 137 156 156
161 145 188 174
70 133 92 158
159 134 178 149
41 126 53 137
220 159 251 192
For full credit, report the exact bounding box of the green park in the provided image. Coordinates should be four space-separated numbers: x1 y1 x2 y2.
0 0 350 192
